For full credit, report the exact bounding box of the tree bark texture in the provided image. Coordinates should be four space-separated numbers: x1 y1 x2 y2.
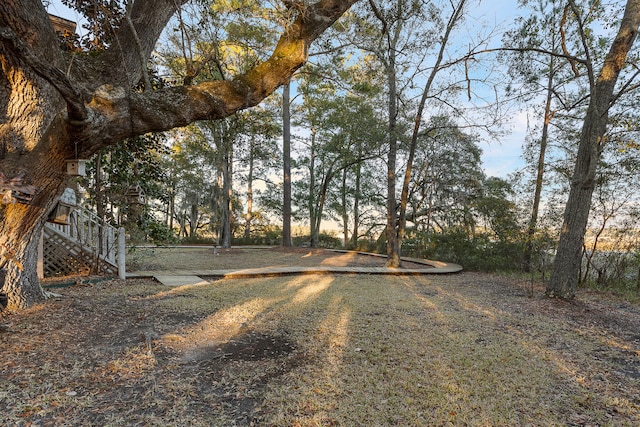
547 0 640 299
350 159 361 247
244 137 255 240
341 168 349 245
312 164 336 248
309 130 318 248
384 33 401 268
0 0 358 309
222 140 232 248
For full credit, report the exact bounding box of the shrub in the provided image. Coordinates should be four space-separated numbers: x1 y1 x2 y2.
346 238 380 253
233 226 283 246
404 228 528 272
146 220 178 246
292 232 343 249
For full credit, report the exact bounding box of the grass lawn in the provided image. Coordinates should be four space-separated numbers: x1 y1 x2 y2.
1 248 639 425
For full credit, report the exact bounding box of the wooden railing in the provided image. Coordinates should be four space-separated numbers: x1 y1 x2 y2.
45 206 126 279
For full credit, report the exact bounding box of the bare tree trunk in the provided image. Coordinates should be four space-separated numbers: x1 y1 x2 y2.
398 0 466 261
341 168 349 246
93 151 105 273
424 177 435 238
282 82 292 247
370 0 409 268
179 213 187 238
309 129 317 247
221 139 232 248
189 194 199 238
525 55 556 272
212 168 222 243
169 194 175 231
548 0 640 298
350 160 361 247
167 161 176 231
244 137 254 240
385 46 401 267
312 166 335 248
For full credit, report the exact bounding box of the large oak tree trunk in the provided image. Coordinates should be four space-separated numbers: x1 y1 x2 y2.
0 119 70 308
547 0 640 298
1 227 45 310
0 4 71 308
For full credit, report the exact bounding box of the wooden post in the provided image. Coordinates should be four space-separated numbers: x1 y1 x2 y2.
37 231 44 279
118 227 126 280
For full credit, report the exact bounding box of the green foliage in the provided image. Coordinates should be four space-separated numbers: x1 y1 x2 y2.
178 235 217 245
292 232 343 249
159 0 282 84
346 238 381 253
474 177 522 242
126 210 178 246
292 61 387 245
408 116 486 233
233 225 283 246
401 173 537 272
145 219 179 246
105 134 170 203
80 133 170 227
177 224 284 246
578 250 640 301
577 220 640 299
403 227 528 272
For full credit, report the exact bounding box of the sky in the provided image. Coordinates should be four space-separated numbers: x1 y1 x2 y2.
45 0 531 179
460 0 532 179
481 112 529 178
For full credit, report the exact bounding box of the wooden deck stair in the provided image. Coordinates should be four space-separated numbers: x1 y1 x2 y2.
42 207 121 277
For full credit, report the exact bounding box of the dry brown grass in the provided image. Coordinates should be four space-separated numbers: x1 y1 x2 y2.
2 249 640 425
125 246 430 271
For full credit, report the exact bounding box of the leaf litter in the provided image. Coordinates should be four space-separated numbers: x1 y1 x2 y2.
1 248 639 425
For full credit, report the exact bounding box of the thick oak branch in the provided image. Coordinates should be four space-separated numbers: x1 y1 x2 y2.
79 0 358 151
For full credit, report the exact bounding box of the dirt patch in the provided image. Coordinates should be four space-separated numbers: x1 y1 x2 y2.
185 330 296 363
176 329 301 425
